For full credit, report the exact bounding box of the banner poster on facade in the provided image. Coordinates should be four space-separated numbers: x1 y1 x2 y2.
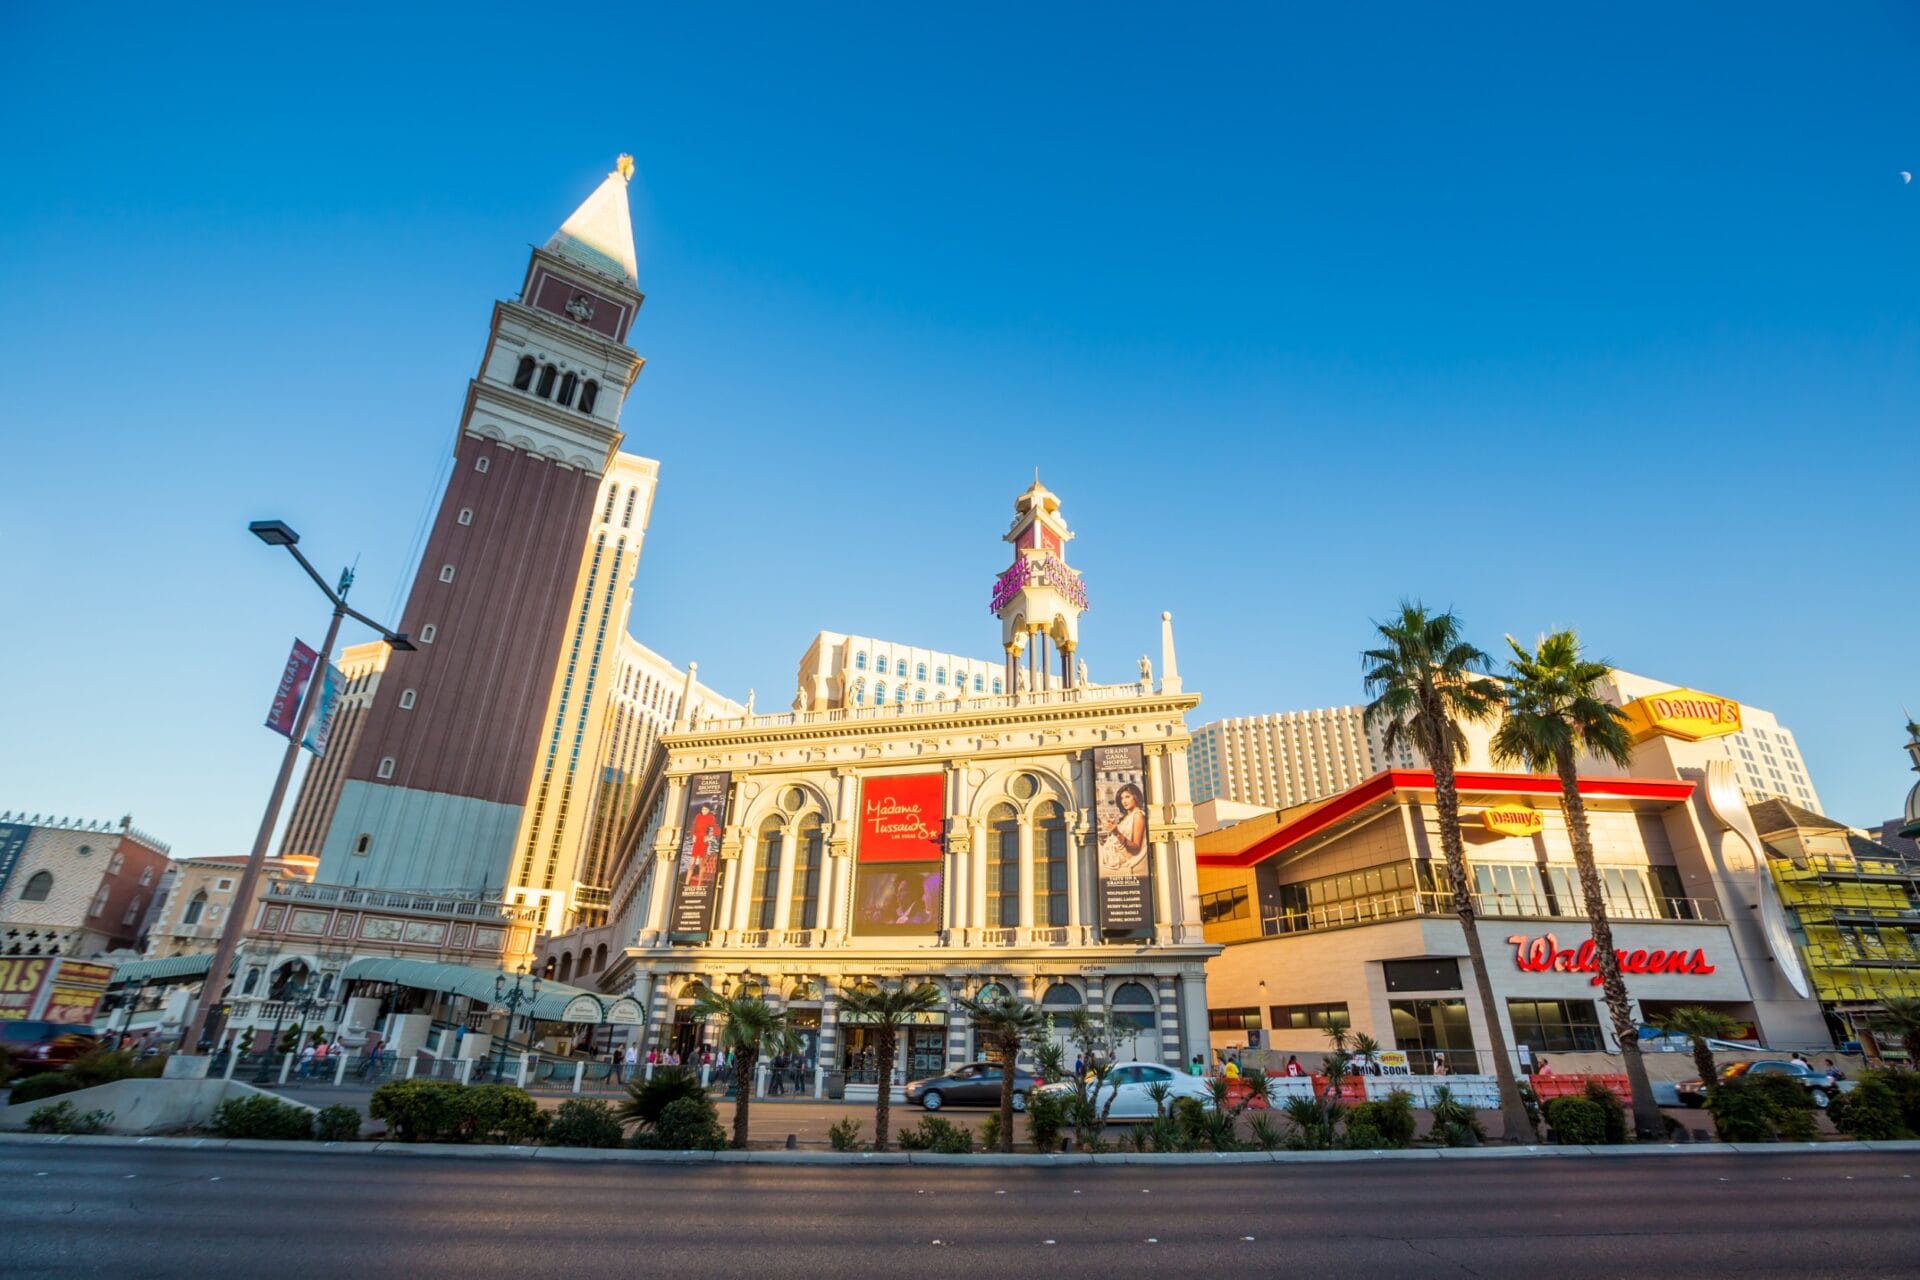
669 772 731 940
0 822 30 901
264 639 319 739
300 662 344 756
1093 744 1152 934
0 957 56 1022
853 772 944 936
42 961 113 1027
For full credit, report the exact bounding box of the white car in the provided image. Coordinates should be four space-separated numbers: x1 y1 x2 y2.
1038 1060 1217 1120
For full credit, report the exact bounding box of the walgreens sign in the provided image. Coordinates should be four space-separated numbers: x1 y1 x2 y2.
1506 932 1716 986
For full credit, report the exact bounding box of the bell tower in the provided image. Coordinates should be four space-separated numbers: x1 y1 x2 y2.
989 477 1088 694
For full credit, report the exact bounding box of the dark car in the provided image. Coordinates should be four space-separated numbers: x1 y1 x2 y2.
1676 1059 1841 1109
0 1021 100 1068
904 1061 1041 1112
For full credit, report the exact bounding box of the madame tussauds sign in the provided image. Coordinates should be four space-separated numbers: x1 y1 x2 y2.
1506 932 1716 986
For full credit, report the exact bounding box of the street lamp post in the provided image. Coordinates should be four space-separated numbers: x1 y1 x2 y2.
492 966 541 1083
182 521 414 1060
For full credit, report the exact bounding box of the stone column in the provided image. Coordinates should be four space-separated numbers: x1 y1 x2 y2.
1175 971 1209 1068
1065 810 1085 932
729 825 759 933
1145 747 1174 941
772 825 799 932
1017 813 1036 932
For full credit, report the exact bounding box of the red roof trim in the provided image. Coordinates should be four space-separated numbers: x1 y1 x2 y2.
1196 769 1696 869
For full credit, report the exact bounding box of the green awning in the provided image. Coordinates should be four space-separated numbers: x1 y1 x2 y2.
339 956 606 1023
109 952 223 984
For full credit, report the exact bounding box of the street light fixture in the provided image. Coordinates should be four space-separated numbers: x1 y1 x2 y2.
492 965 541 1082
182 520 416 1058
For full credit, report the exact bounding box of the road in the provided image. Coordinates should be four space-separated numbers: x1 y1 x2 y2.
4 1144 1916 1278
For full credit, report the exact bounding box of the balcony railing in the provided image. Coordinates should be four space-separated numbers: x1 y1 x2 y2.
688 681 1160 735
1259 890 1724 937
263 880 539 923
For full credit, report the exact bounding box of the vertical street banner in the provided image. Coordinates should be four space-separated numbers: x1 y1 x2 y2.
0 822 31 901
669 772 731 940
853 772 944 936
300 662 345 756
1093 744 1152 933
265 639 319 739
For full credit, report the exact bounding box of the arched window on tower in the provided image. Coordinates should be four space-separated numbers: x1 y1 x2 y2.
854 653 867 671
1035 801 1068 927
558 371 578 406
579 380 599 414
916 663 927 682
991 678 1002 695
182 892 207 925
974 675 984 692
21 871 53 902
536 364 557 398
752 818 783 931
914 689 926 703
935 667 946 686
896 659 907 677
873 682 886 704
791 814 823 930
512 355 536 390
986 805 1019 929
894 686 907 704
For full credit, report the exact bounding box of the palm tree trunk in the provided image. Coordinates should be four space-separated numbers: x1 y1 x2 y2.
1431 752 1534 1141
873 1027 896 1151
1556 746 1661 1140
731 1045 756 1149
997 1028 1019 1152
1690 1036 1717 1095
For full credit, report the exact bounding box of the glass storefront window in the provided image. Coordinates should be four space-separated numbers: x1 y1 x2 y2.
1390 998 1477 1074
1506 998 1606 1053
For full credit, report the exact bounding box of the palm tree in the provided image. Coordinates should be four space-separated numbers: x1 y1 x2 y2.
687 988 798 1149
1362 602 1532 1140
956 991 1046 1152
1492 629 1660 1140
837 980 944 1151
1876 996 1920 1062
1656 1005 1740 1092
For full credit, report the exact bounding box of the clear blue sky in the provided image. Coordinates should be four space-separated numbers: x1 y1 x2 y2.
1 4 1914 859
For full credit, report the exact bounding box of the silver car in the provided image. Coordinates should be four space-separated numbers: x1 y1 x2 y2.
1037 1060 1217 1120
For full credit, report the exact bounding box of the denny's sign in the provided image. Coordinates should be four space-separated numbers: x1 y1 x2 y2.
1620 688 1742 744
1480 805 1544 838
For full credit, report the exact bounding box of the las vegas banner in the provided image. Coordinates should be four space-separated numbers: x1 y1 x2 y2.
669 772 732 940
1093 744 1152 933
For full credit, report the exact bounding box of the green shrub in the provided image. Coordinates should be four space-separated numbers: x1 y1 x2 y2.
979 1112 1003 1152
208 1093 314 1140
1024 1087 1068 1153
546 1099 625 1149
644 1096 726 1151
1427 1086 1485 1147
1346 1091 1417 1149
617 1067 705 1131
1247 1113 1283 1151
315 1105 362 1143
827 1117 864 1151
1583 1081 1629 1145
1344 1120 1387 1150
1872 1070 1920 1134
27 1101 112 1134
1828 1075 1911 1141
1706 1075 1819 1143
1543 1097 1610 1145
896 1115 974 1154
1282 1094 1339 1150
369 1079 464 1142
7 1072 77 1105
463 1083 543 1144
1754 1075 1819 1143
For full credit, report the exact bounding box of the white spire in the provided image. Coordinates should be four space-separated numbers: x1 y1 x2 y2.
544 155 639 286
1160 611 1182 694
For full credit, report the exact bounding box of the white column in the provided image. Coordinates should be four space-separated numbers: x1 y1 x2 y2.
826 848 851 935
1151 840 1175 940
1017 817 1035 931
971 819 989 932
731 829 760 931
1065 818 1084 930
772 826 799 931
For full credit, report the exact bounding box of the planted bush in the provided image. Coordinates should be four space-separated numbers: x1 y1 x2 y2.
1543 1097 1610 1145
1706 1075 1819 1143
1024 1087 1067 1153
463 1083 543 1144
27 1101 113 1134
370 1079 464 1142
546 1099 625 1149
7 1072 75 1106
632 1095 726 1151
315 1105 363 1143
1346 1091 1417 1149
1426 1086 1486 1147
1828 1075 1910 1141
827 1117 865 1151
208 1093 314 1141
1583 1081 1629 1145
896 1115 975 1153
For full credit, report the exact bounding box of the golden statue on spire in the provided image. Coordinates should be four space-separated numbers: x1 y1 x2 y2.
616 154 635 182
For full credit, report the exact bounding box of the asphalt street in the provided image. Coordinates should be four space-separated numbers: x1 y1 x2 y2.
4 1144 1917 1278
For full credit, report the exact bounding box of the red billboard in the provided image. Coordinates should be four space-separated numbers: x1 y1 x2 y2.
858 773 945 863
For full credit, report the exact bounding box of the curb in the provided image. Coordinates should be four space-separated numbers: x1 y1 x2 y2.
7 1131 1920 1167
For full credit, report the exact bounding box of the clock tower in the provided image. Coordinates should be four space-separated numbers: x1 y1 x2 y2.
316 158 651 896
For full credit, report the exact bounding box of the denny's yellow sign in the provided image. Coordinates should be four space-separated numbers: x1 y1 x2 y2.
1621 688 1742 744
1481 806 1544 837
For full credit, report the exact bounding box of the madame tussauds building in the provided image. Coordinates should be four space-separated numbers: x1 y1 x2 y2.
1195 687 1830 1074
558 482 1220 1095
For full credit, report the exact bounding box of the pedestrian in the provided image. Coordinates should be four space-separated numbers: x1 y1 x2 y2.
623 1041 638 1084
1223 1056 1241 1081
1791 1051 1812 1071
1189 1054 1204 1077
1431 1052 1448 1076
1535 1057 1554 1077
298 1043 317 1078
1284 1055 1304 1077
1074 1055 1085 1078
359 1033 383 1079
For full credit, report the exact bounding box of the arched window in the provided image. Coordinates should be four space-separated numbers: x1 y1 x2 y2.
791 814 824 930
935 667 946 686
536 364 557 398
854 653 867 671
896 659 907 677
108 851 124 874
873 681 886 705
512 355 536 390
558 952 574 982
241 968 260 995
182 892 207 925
916 663 927 681
20 871 52 902
874 654 888 674
974 674 984 692
594 943 607 972
558 371 578 406
976 980 1011 1003
579 380 599 414
987 804 1019 928
1111 982 1156 1033
1041 982 1083 1009
752 818 783 930
914 689 926 702
991 678 1002 695
894 686 907 704
1035 801 1068 927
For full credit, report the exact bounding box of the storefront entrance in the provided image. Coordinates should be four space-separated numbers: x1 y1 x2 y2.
1390 998 1477 1074
842 1023 947 1082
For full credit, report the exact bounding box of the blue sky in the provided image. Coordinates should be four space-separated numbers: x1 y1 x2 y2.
1 4 1914 859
